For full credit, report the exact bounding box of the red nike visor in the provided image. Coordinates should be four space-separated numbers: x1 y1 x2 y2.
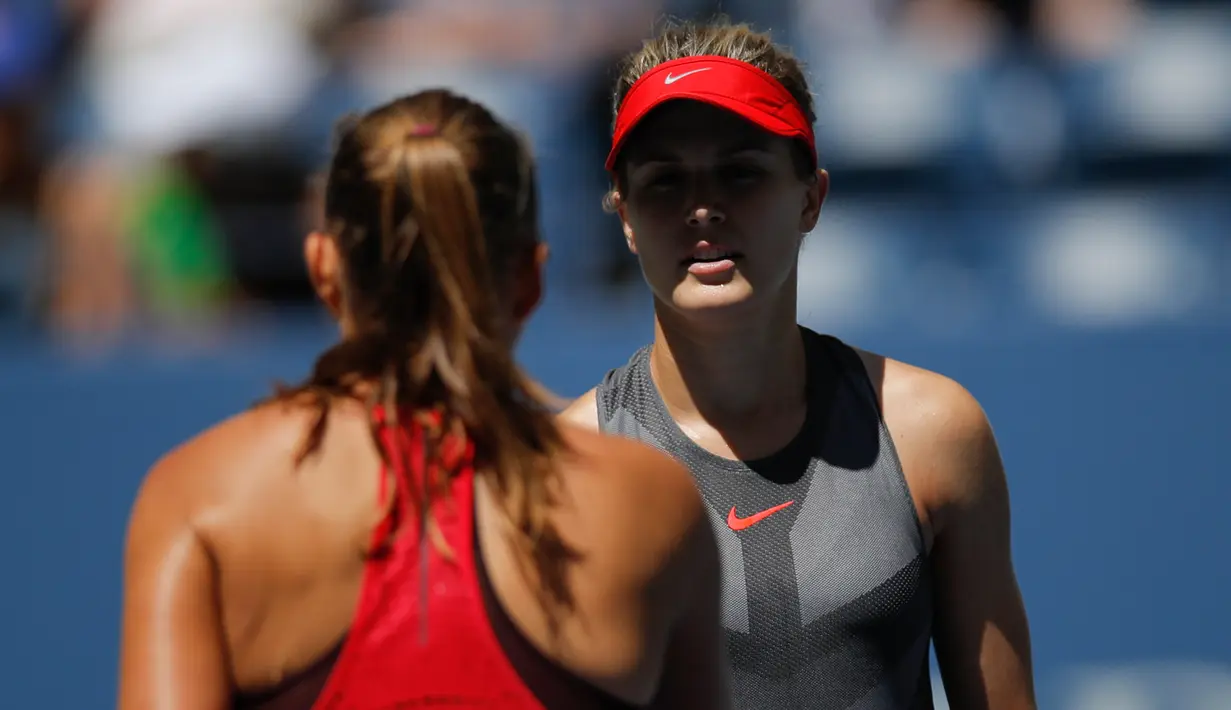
606 55 817 172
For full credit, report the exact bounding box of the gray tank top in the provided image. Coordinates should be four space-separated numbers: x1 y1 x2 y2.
595 327 934 710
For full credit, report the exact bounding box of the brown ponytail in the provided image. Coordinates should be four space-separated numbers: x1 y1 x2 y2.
271 90 569 609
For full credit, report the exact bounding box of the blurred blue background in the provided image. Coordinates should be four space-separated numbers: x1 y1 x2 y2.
1 0 1228 707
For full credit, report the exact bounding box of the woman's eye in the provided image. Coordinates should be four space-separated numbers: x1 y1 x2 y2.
646 171 684 190
720 164 765 183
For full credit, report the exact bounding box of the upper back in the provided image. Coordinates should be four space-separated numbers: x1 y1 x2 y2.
122 396 718 709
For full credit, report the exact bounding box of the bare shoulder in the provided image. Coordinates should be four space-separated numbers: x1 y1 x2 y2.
556 423 709 570
853 347 991 443
132 407 266 530
129 397 372 542
558 423 703 524
135 404 300 516
557 388 600 430
849 346 1004 527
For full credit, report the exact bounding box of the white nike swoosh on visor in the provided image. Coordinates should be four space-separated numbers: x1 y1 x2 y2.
663 68 712 84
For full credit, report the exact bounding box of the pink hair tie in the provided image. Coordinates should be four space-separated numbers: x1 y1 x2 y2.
409 124 438 136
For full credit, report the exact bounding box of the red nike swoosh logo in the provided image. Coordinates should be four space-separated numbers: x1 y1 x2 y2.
726 501 794 531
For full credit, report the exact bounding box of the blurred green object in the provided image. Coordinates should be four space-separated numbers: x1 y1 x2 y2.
126 161 232 319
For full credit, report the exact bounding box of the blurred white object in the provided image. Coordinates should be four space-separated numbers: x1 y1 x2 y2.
797 204 891 329
1103 9 1231 151
810 46 961 167
794 0 902 47
1058 662 1231 710
82 0 334 154
1026 194 1212 326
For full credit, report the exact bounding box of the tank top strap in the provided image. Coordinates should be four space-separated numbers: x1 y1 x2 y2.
594 344 652 432
804 329 883 416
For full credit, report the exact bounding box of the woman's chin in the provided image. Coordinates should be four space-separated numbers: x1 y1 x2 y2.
669 279 756 313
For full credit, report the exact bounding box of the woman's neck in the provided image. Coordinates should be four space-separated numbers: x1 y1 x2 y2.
649 293 806 424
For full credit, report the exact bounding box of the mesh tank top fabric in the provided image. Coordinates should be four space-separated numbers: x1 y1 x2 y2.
595 330 935 710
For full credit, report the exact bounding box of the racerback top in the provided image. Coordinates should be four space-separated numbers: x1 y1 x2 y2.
595 327 935 710
232 408 634 710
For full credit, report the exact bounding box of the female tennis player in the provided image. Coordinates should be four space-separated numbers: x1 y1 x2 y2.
119 89 730 710
563 20 1036 710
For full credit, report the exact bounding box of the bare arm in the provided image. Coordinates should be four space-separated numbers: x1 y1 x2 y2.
928 387 1036 710
118 461 231 710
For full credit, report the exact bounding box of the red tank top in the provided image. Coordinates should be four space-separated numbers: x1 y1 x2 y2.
309 408 545 710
